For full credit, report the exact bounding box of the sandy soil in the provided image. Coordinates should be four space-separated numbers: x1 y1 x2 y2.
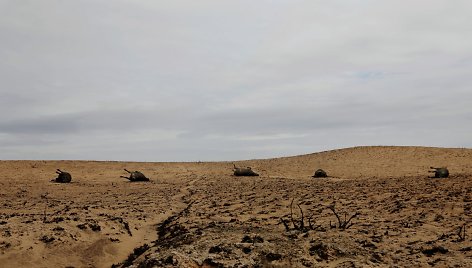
0 146 471 267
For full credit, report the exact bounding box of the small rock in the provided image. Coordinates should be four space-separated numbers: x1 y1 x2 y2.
202 258 224 268
209 245 223 254
309 242 329 260
77 223 87 230
39 235 55 243
89 223 101 232
164 255 176 265
371 252 382 263
51 217 64 223
242 247 251 254
241 235 253 243
422 246 448 256
253 235 264 243
266 252 282 262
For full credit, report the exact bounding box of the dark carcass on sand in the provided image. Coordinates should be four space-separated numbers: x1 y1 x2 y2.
233 164 259 176
121 169 150 182
312 168 328 178
429 167 449 178
53 169 72 183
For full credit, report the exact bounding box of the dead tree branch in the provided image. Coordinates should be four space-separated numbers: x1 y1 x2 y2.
289 198 298 230
328 205 360 230
297 203 305 230
280 199 322 232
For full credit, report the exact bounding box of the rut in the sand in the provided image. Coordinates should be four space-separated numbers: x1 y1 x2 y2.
112 176 201 268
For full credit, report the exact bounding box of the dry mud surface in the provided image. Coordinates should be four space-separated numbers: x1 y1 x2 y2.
0 146 471 267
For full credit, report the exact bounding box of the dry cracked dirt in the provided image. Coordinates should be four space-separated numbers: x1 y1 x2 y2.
0 146 471 267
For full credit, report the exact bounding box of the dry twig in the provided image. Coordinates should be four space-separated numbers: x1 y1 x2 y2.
328 205 359 230
281 199 321 232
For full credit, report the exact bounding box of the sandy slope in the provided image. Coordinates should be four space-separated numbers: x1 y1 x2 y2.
0 146 471 267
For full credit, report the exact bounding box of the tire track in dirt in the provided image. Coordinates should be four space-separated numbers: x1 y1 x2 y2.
111 174 203 267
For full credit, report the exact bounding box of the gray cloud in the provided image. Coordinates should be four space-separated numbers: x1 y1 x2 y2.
1 0 471 161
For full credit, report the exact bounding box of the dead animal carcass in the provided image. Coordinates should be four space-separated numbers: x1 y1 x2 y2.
233 164 259 176
429 167 449 178
53 169 72 183
312 169 328 178
121 169 150 182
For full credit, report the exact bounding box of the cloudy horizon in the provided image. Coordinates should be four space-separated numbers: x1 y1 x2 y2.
1 1 471 161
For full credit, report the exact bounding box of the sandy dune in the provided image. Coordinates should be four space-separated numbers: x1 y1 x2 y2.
0 146 471 267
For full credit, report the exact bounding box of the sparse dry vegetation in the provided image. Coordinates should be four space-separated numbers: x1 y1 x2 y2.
0 146 471 267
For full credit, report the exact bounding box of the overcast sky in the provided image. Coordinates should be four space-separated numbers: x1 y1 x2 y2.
0 0 471 161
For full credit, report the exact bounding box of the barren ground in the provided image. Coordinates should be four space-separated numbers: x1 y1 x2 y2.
0 146 471 267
